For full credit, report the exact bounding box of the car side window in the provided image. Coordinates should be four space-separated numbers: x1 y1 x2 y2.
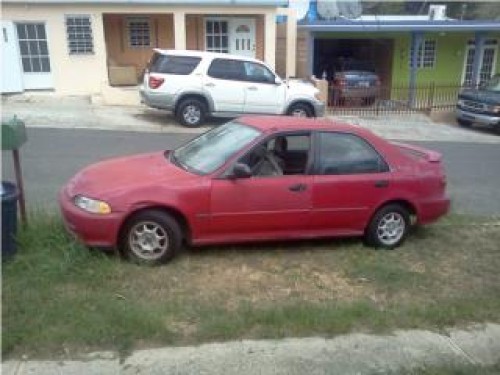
149 55 201 75
242 61 275 84
207 58 245 81
238 133 311 177
316 132 389 175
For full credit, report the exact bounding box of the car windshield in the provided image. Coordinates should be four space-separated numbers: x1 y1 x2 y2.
171 121 262 174
482 75 500 92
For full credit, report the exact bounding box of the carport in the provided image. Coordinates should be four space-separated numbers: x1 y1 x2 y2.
313 38 394 87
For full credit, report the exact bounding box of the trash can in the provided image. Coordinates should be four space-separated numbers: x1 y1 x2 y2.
2 181 19 262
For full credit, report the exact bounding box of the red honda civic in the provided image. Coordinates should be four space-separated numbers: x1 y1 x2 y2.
59 116 450 265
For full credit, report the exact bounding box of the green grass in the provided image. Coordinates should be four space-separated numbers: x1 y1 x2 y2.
2 213 500 358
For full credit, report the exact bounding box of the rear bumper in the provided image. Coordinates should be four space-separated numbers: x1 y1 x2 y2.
418 196 451 225
334 87 380 99
456 107 500 127
140 89 175 111
58 189 123 248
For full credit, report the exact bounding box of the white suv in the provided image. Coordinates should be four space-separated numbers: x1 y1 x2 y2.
140 49 325 127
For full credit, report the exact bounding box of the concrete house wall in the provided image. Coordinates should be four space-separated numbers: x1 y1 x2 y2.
2 1 292 104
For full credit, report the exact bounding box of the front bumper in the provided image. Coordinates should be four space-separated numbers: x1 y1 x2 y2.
58 189 124 248
456 107 500 127
313 100 326 117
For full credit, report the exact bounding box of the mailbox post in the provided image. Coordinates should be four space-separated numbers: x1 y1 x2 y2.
2 116 27 224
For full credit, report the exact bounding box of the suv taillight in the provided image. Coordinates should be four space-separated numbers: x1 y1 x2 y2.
149 76 164 89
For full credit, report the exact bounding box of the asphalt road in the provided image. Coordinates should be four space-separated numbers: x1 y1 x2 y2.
2 127 499 215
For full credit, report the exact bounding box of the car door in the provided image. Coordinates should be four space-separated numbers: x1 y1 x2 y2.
242 61 286 114
209 132 313 240
311 131 392 233
204 58 246 113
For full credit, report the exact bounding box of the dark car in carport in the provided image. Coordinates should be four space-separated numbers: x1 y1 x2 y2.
330 59 381 105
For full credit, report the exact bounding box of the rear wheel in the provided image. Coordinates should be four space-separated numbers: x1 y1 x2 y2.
457 118 472 127
286 103 313 118
365 204 410 249
176 98 207 127
121 210 182 265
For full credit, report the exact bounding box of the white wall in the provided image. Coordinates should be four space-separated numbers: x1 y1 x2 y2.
3 3 278 98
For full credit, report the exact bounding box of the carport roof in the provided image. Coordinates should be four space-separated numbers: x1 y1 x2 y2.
298 19 500 33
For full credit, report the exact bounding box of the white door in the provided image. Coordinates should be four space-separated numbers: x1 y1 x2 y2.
203 58 246 113
1 21 23 93
229 19 256 58
241 60 285 114
462 39 498 86
16 22 53 90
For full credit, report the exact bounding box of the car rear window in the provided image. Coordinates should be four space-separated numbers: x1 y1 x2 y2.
149 54 201 75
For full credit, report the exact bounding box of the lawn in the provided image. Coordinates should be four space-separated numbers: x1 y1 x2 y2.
2 213 500 359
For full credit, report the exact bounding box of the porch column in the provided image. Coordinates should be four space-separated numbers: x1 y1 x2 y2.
306 31 314 78
264 11 276 69
174 11 186 50
409 31 423 107
471 32 486 86
286 10 297 78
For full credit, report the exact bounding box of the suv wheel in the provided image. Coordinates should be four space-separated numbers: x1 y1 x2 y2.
176 98 206 127
286 103 313 118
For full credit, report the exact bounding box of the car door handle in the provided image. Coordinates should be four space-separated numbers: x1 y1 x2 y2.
205 83 215 88
289 183 307 192
374 180 389 188
247 86 258 91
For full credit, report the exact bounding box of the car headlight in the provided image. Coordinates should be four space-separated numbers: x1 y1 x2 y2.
490 105 500 113
314 91 323 101
73 195 111 214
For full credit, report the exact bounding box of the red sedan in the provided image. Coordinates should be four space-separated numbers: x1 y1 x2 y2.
59 116 449 265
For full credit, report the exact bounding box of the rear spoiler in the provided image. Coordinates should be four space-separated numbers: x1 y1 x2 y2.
393 142 442 163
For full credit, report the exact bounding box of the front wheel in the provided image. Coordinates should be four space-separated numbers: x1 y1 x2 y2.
286 103 313 118
364 204 410 249
120 210 182 265
176 98 207 127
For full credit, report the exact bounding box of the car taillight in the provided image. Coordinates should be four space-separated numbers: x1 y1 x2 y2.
149 76 164 89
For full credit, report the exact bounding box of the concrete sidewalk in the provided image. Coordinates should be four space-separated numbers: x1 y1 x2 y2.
2 94 500 143
2 324 499 374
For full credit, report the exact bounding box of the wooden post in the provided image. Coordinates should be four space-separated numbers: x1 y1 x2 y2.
12 149 27 224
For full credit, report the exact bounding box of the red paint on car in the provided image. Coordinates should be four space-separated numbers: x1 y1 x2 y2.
59 116 450 256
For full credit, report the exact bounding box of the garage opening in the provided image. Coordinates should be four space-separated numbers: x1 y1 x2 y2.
313 38 394 89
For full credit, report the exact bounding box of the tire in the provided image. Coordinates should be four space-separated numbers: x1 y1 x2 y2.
457 118 472 128
120 210 182 265
176 98 206 127
364 204 410 249
286 103 313 118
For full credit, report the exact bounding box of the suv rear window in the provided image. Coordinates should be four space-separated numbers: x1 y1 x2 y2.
149 53 201 75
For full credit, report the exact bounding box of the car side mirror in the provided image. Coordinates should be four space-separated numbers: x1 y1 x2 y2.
229 163 252 179
274 77 282 85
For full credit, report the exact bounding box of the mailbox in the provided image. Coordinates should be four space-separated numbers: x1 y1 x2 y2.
2 116 27 151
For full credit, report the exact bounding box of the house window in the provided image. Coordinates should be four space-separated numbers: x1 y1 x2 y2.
16 23 51 73
205 20 229 53
128 18 151 47
65 15 94 54
463 39 498 85
409 39 436 69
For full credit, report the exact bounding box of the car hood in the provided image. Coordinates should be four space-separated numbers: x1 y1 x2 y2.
458 88 500 105
65 151 192 199
286 79 318 96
